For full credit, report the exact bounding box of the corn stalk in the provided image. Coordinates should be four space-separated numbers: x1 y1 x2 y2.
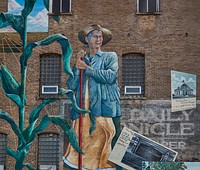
0 0 94 169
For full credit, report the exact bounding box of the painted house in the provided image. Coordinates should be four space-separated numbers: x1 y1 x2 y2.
174 83 193 97
0 0 200 169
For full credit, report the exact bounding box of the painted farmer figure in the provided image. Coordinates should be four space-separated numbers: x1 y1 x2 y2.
63 24 121 170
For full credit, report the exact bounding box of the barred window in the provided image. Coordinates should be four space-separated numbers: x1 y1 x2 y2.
122 53 145 97
50 0 71 14
38 133 60 170
0 133 7 169
137 0 160 13
40 54 61 98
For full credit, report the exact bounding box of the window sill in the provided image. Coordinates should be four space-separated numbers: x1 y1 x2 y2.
120 96 147 100
136 12 161 15
48 12 73 16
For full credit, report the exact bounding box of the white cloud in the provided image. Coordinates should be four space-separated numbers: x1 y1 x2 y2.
27 8 48 32
8 0 23 12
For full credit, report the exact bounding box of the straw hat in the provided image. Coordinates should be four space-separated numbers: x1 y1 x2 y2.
78 24 112 46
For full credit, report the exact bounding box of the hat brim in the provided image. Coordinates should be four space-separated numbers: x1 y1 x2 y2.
78 25 112 46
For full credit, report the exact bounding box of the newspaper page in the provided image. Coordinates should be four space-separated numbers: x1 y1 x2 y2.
109 127 178 170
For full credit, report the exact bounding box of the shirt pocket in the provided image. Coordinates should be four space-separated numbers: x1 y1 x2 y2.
101 99 117 116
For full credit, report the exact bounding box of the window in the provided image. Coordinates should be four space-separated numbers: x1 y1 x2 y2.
0 133 7 169
50 0 71 14
122 53 145 97
38 133 60 170
137 0 160 13
40 54 61 98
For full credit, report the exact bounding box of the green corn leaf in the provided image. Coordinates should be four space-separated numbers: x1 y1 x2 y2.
6 94 23 108
7 147 18 160
28 115 50 144
0 112 25 144
1 64 20 95
29 99 56 124
0 16 10 28
22 121 37 142
60 88 96 134
59 88 90 114
48 116 83 154
22 0 38 17
57 39 73 79
43 0 60 23
1 76 11 94
89 112 96 135
43 0 49 10
0 13 24 40
52 15 60 23
29 115 83 154
17 140 32 155
20 43 36 67
23 163 36 170
0 70 2 81
23 99 56 141
20 34 73 78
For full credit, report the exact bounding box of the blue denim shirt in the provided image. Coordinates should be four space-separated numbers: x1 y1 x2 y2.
67 50 121 120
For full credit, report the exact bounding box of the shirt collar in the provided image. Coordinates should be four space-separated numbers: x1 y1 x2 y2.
85 50 102 60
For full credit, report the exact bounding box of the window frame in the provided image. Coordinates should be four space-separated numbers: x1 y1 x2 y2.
121 53 145 99
49 0 72 14
37 133 60 170
136 0 160 14
0 133 7 169
39 53 61 99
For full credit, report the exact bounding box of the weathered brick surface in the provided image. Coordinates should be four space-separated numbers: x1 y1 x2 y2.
0 0 200 169
0 0 8 12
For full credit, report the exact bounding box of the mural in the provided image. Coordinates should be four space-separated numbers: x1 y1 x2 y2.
142 162 200 170
63 25 122 170
109 127 177 170
171 71 196 112
0 0 48 32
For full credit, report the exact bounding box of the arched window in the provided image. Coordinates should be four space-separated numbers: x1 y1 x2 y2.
0 133 7 169
122 53 145 97
40 53 61 98
38 133 60 170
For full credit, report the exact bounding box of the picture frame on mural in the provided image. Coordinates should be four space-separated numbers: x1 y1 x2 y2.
109 127 178 170
171 70 196 112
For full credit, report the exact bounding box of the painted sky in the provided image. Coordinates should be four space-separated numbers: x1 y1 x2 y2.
7 0 48 32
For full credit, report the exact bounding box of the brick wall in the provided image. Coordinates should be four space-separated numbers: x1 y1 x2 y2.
0 0 200 169
0 0 8 12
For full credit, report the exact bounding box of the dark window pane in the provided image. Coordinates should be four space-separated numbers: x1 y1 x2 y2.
139 0 147 13
62 0 70 13
148 0 156 12
52 0 60 14
138 0 159 13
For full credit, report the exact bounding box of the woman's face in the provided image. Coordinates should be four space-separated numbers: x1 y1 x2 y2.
87 30 103 50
